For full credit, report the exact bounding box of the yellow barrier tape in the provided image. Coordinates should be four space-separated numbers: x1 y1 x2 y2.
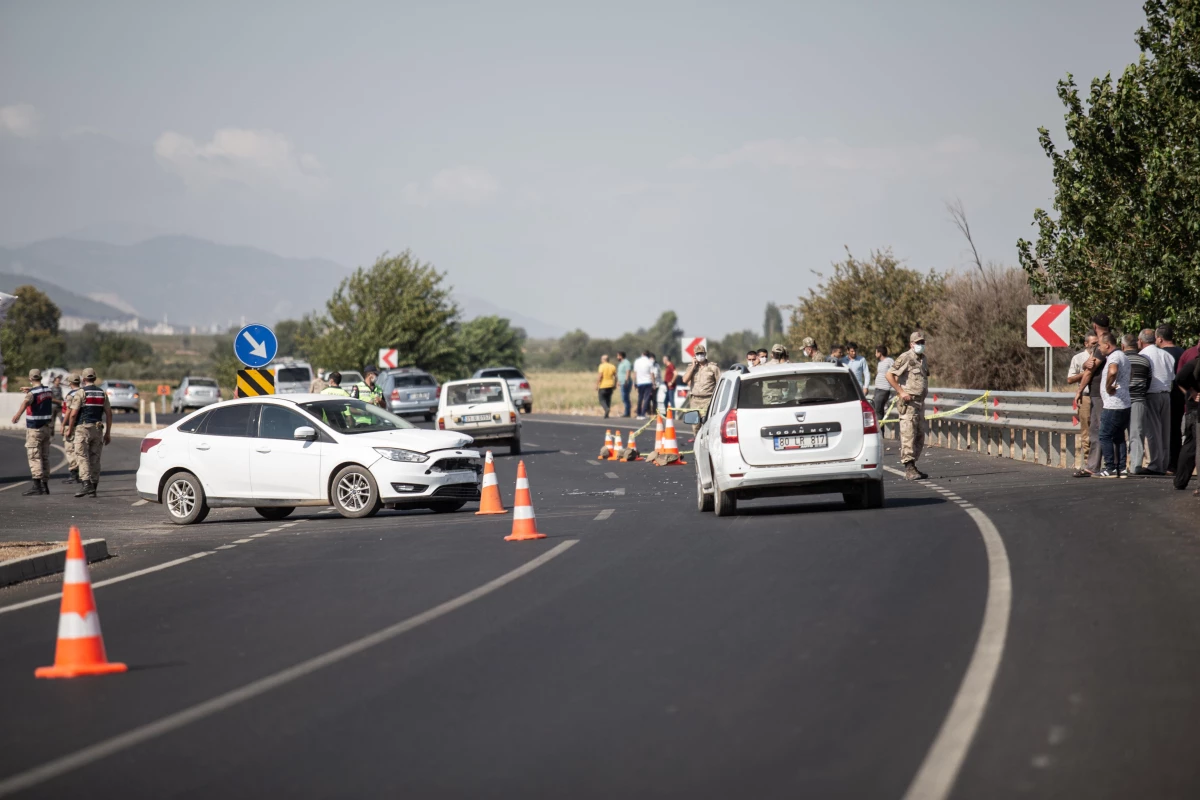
879 390 991 425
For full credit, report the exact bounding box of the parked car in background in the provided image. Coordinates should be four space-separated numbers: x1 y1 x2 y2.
172 377 221 413
438 378 522 454
271 361 314 394
331 370 366 396
471 367 533 413
100 380 140 412
381 367 439 421
137 395 481 524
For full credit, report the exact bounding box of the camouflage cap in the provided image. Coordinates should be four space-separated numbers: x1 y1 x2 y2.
67 373 81 385
800 337 815 348
771 343 786 355
693 343 706 355
28 368 41 382
81 367 97 380
910 330 926 344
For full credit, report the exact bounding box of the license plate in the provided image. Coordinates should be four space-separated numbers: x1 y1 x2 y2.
445 470 478 483
774 434 827 450
411 392 432 401
463 414 491 423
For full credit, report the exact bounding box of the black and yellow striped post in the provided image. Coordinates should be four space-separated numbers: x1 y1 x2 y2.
236 368 275 397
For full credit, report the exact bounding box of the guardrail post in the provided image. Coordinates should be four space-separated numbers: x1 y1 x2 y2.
1035 430 1048 464
1048 431 1061 468
1016 428 1027 461
1002 427 1012 459
1066 433 1076 470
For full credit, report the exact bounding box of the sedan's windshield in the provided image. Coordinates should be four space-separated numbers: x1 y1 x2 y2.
299 399 415 433
738 372 860 409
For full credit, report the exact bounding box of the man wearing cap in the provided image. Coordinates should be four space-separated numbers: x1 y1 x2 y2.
886 331 931 480
361 365 386 408
682 344 722 432
767 343 790 364
801 337 827 363
9 369 55 495
64 367 112 498
61 373 82 484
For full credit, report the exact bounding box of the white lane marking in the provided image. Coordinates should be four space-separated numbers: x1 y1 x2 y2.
0 539 579 798
604 472 619 479
280 522 298 527
0 481 28 493
594 509 614 521
250 533 271 538
215 545 236 550
522 417 621 429
49 442 68 475
264 528 283 533
614 487 626 496
586 460 600 466
232 539 254 544
883 467 1012 800
0 552 214 616
131 499 148 507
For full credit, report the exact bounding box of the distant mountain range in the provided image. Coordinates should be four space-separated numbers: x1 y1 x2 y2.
0 235 565 338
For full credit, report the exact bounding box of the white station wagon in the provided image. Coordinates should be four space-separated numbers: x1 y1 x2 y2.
137 395 481 524
437 378 522 455
689 363 884 516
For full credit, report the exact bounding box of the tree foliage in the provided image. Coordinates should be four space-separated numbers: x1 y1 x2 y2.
763 303 784 344
310 251 459 376
457 315 526 374
0 285 66 377
1018 0 1200 341
65 323 154 372
786 249 944 358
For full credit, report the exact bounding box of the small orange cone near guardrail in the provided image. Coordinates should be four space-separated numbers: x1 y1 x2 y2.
504 461 546 541
476 451 508 515
608 430 623 461
36 527 127 679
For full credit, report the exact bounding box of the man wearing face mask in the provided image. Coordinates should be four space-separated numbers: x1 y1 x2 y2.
682 344 722 433
886 330 930 480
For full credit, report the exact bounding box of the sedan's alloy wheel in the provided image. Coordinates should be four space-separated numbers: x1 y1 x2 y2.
166 478 195 518
337 473 372 511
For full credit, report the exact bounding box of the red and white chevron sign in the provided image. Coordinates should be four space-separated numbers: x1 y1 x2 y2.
1026 304 1070 348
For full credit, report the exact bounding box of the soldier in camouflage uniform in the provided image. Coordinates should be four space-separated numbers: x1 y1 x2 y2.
681 344 722 433
886 331 930 480
62 373 82 484
65 367 112 498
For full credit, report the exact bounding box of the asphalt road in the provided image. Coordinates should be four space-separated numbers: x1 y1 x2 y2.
0 417 1198 798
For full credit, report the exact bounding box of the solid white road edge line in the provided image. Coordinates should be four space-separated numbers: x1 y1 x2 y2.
0 539 579 798
883 466 1013 800
0 552 214 616
0 444 69 492
0 481 28 493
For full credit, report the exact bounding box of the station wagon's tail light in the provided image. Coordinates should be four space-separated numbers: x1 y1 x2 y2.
437 417 445 430
720 408 738 443
861 400 878 434
509 411 517 423
140 438 161 453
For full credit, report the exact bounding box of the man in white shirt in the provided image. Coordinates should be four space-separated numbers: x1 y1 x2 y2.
1096 332 1131 478
1137 329 1176 474
632 351 655 419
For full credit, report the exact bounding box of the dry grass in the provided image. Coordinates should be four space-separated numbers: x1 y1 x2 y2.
0 542 60 562
526 371 609 415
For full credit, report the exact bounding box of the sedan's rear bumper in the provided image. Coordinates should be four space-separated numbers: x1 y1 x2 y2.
390 400 438 416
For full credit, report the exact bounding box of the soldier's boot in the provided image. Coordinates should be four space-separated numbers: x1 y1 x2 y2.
913 464 929 480
63 468 80 485
22 480 44 496
74 481 97 499
904 463 922 481
40 478 49 495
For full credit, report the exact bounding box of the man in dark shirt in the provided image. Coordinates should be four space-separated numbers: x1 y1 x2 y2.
1156 325 1185 472
1172 352 1200 490
1126 334 1153 473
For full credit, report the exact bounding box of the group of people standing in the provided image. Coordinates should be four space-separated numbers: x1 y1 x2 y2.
1069 317 1197 479
10 367 111 497
596 350 684 420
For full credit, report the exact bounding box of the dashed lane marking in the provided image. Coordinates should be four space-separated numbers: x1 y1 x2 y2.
131 499 148 507
215 545 236 550
0 552 214 616
264 528 284 533
604 472 619 479
614 488 626 496
0 539 580 798
586 460 601 466
280 522 299 527
883 467 1012 800
232 539 254 544
249 533 271 538
594 509 615 521
0 481 28 493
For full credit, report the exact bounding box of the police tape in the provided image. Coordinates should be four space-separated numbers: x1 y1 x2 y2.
878 390 991 425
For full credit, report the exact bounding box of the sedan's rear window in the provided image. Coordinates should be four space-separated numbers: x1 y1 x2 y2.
737 372 860 409
107 382 135 390
188 379 218 388
390 374 435 388
447 381 505 405
276 368 311 383
480 369 524 380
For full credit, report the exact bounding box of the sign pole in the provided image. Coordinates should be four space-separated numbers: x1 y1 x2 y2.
1045 347 1051 392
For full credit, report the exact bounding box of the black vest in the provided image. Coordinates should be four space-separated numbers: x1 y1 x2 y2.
79 385 106 424
26 385 54 428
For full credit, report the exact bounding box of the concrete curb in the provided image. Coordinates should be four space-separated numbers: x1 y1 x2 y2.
0 539 109 587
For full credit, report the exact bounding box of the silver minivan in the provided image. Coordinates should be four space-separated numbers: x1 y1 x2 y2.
271 361 314 394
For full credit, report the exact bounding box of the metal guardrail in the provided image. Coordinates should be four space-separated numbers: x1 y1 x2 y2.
870 387 1083 470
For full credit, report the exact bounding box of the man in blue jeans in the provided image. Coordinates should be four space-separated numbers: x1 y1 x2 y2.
632 350 655 419
1096 332 1132 478
615 351 632 418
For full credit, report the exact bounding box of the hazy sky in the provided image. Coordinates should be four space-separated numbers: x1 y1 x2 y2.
0 1 1146 337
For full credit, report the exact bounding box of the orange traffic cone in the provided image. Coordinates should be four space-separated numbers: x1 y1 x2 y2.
608 430 623 461
35 527 127 679
505 461 547 541
655 408 686 466
599 429 614 460
622 431 642 462
654 415 664 454
475 450 508 515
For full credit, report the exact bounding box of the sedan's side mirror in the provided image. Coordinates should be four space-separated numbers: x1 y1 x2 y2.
678 410 702 425
293 426 317 440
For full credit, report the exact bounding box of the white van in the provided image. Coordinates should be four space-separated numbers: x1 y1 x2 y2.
271 361 314 394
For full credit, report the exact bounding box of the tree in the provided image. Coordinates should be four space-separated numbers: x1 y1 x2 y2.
786 249 944 357
311 251 459 376
457 316 526 374
1018 0 1200 341
0 285 66 378
274 316 320 361
763 303 784 344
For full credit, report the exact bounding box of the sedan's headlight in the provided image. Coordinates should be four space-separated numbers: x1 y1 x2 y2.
374 447 429 463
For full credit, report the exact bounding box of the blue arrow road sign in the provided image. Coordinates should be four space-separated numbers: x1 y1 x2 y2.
234 323 278 368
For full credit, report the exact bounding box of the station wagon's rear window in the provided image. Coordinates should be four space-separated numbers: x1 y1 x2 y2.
447 381 505 406
738 372 860 409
